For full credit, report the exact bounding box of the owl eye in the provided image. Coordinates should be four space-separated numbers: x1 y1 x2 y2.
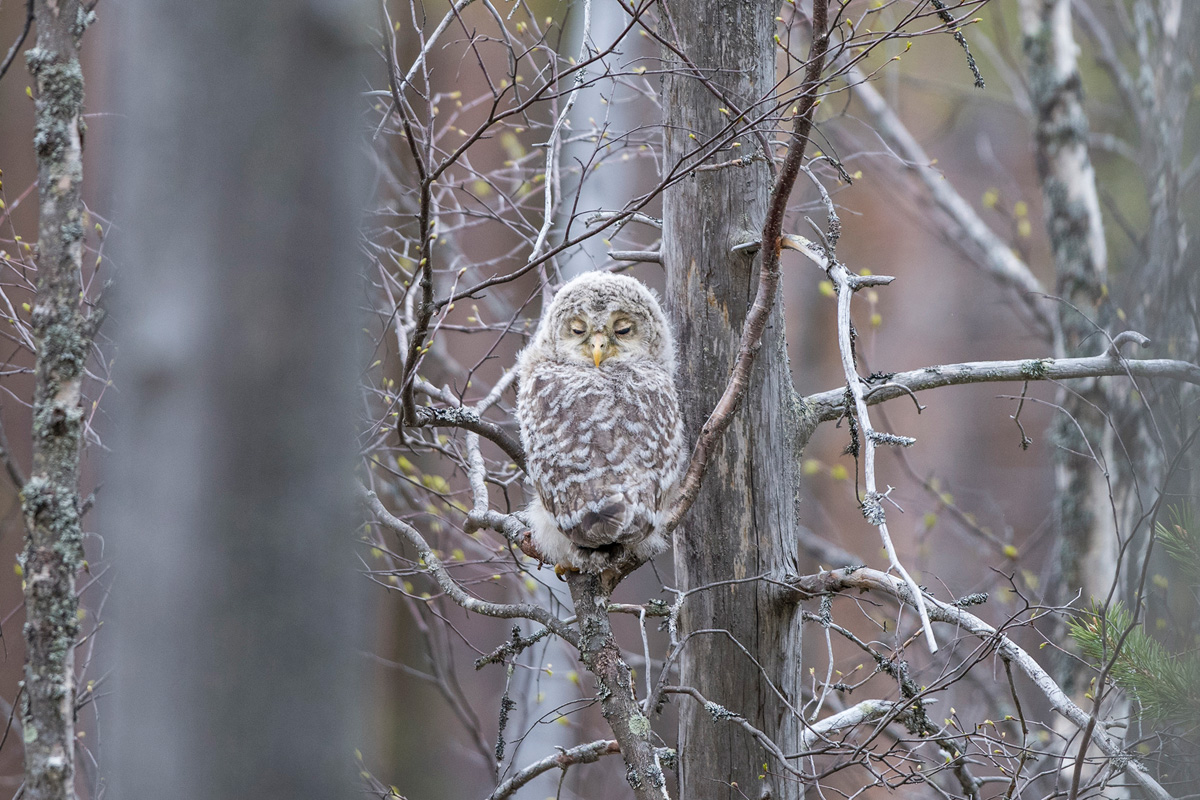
569 322 587 336
613 322 634 337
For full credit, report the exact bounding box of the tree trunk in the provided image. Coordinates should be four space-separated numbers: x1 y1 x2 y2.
20 2 94 799
1021 0 1117 620
662 2 808 796
102 2 372 798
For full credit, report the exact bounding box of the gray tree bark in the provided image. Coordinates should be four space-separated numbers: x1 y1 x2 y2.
662 2 815 796
19 2 96 799
102 2 372 799
1021 1 1122 656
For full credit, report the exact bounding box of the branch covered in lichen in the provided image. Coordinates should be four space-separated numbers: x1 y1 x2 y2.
803 350 1200 423
19 3 97 800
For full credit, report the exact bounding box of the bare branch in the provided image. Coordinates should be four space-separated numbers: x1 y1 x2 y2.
788 567 1176 800
585 211 663 230
846 65 1054 336
358 485 579 648
0 0 33 83
662 685 799 775
803 351 1200 423
485 739 620 800
800 198 938 651
411 405 526 472
608 250 662 264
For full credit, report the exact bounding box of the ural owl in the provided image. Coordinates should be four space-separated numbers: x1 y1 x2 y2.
516 272 686 572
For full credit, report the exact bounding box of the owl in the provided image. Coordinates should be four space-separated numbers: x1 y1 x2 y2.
516 271 687 573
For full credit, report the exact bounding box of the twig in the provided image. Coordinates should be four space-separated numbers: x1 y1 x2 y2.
397 0 477 91
800 194 938 651
788 567 1176 800
0 0 33 84
359 484 579 647
928 0 985 87
485 739 620 800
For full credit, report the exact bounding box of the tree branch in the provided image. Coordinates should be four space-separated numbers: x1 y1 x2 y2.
803 351 1200 424
845 65 1054 337
358 485 579 648
410 406 526 472
485 739 620 800
787 567 1176 800
566 571 669 799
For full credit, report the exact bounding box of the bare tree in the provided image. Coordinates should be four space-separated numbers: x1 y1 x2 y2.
0 0 1195 798
360 0 1199 798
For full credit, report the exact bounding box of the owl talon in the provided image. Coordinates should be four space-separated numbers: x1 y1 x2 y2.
554 563 578 580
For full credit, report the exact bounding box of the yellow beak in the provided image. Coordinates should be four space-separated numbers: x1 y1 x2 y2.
591 333 611 367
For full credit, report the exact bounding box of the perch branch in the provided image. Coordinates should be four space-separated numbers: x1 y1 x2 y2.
566 571 669 799
359 485 578 647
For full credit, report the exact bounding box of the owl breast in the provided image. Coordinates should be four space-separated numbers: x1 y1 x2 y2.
517 360 685 570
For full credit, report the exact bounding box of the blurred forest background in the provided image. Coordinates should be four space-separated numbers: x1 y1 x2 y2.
0 1 1196 798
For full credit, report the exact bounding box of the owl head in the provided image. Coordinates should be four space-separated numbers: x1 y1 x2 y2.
525 272 675 373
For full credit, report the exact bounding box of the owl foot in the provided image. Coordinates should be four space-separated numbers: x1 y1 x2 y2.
554 563 579 581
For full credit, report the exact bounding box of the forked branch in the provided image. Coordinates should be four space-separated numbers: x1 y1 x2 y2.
788 567 1176 800
359 484 579 647
803 348 1200 423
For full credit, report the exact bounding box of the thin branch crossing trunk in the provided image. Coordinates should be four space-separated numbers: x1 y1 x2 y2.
662 1 824 795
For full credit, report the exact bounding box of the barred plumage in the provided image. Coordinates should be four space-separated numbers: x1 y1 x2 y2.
516 272 686 572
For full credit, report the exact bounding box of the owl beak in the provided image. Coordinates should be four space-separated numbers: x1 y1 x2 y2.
591 333 611 367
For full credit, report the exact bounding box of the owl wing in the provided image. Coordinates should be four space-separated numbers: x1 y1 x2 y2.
519 363 684 550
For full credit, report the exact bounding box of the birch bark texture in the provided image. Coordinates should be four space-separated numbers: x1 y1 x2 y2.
20 2 95 799
1020 0 1118 618
103 2 372 799
662 1 808 795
